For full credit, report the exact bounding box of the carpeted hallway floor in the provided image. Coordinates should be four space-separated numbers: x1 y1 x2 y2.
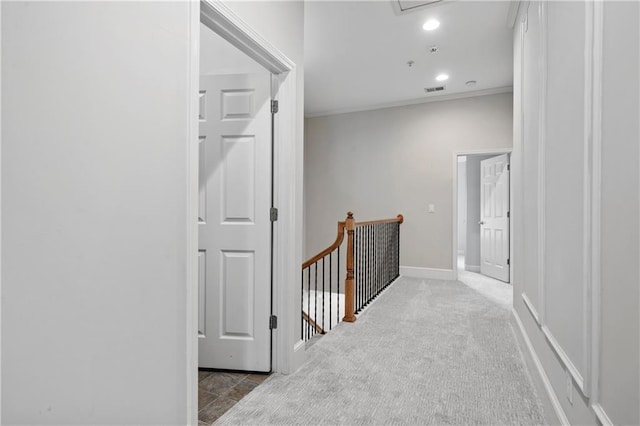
216 277 548 425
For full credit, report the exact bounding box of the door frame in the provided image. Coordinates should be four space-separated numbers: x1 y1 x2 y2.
451 148 512 282
186 1 300 423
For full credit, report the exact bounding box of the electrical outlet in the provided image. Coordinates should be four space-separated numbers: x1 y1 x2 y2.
565 370 574 405
428 203 435 213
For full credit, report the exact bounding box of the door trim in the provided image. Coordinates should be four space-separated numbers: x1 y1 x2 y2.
200 1 294 74
188 1 299 423
452 148 512 282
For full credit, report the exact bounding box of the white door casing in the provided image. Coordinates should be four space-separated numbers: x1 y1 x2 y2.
480 154 510 282
198 72 272 372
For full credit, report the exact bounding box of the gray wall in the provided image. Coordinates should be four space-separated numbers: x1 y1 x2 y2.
464 155 493 271
512 2 639 425
304 93 513 271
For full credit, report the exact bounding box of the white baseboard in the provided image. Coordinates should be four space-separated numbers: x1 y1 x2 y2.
400 266 455 280
290 339 306 374
592 403 613 426
512 308 569 426
465 264 480 272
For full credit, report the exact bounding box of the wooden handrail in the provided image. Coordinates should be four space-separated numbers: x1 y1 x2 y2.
302 311 324 334
302 220 347 269
355 214 404 227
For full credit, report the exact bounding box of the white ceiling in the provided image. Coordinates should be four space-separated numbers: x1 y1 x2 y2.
304 1 514 116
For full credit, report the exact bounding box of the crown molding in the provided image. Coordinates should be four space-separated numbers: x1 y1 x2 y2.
305 86 513 119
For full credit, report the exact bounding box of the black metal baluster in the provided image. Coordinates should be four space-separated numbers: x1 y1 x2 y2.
371 224 374 303
379 224 382 294
363 225 366 309
358 226 362 312
363 225 367 310
368 225 372 307
301 268 304 340
380 223 384 293
354 226 362 313
383 223 387 289
322 256 325 333
392 223 395 281
358 225 369 310
360 226 363 310
355 227 359 313
390 224 393 282
364 225 368 310
396 223 400 278
329 251 332 330
368 225 372 305
376 224 380 298
337 246 340 324
385 223 392 285
307 266 311 339
370 225 374 305
385 223 389 287
377 223 380 297
360 226 364 310
380 224 383 292
393 224 396 280
314 263 318 337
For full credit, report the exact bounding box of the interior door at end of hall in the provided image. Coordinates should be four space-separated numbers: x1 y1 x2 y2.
198 72 272 372
480 154 510 283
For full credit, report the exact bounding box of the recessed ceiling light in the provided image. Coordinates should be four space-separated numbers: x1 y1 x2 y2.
422 19 440 31
436 73 449 82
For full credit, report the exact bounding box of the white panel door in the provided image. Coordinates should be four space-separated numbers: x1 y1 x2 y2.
198 73 271 372
480 154 510 282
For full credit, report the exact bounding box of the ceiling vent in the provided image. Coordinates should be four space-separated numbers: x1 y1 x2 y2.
425 85 446 93
393 0 452 15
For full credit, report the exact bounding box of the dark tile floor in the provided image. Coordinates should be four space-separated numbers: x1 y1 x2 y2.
198 369 270 425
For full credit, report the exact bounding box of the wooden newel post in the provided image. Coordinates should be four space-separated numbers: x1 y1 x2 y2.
343 212 357 323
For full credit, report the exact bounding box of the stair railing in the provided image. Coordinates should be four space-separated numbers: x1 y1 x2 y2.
301 216 347 341
301 212 403 342
353 214 403 314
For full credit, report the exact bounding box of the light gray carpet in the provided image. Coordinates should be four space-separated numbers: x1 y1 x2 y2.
216 277 547 425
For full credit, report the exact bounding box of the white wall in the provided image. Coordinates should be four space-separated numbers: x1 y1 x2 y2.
456 157 467 255
304 93 513 273
1 1 306 422
464 154 494 271
512 2 639 425
598 2 640 421
2 2 193 423
200 23 265 75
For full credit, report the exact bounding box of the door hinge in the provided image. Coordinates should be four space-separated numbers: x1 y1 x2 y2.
507 258 510 266
507 164 511 171
270 207 278 222
507 211 510 218
271 100 279 114
269 315 278 330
